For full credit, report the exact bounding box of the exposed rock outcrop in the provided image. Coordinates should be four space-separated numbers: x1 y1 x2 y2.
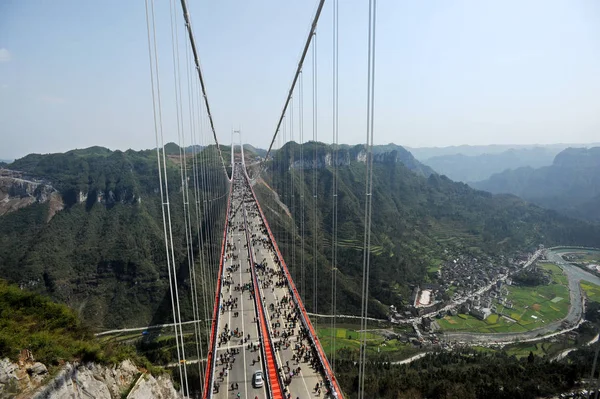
285 145 434 177
0 169 62 219
0 357 178 399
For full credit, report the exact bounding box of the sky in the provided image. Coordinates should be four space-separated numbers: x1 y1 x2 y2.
1 0 600 160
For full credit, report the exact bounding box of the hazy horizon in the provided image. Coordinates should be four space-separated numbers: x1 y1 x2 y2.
2 140 600 163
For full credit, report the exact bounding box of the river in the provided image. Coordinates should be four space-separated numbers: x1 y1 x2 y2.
443 249 600 344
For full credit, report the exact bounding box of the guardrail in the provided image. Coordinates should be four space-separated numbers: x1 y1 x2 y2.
202 181 233 399
242 166 344 399
243 204 285 399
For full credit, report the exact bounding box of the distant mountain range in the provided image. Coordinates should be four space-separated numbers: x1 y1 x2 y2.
422 147 559 183
406 143 600 159
472 147 600 222
405 143 600 183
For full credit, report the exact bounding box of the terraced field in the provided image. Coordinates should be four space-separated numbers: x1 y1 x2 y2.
428 222 480 249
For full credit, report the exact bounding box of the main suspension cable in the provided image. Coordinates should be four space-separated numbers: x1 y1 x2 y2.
258 0 326 177
178 0 228 178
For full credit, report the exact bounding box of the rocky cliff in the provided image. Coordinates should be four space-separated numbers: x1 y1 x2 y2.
277 142 435 177
0 356 178 399
0 169 62 220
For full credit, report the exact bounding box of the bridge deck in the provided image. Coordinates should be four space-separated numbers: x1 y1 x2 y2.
207 163 341 399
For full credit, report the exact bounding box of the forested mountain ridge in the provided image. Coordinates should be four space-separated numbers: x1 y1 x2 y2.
0 146 228 329
473 147 600 221
2 142 599 329
253 142 600 317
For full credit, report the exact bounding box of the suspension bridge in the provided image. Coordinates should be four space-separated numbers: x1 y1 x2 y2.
142 0 378 398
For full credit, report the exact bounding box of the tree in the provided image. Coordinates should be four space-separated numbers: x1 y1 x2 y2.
527 351 535 364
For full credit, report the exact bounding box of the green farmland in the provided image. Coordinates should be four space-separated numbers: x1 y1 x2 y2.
439 263 570 333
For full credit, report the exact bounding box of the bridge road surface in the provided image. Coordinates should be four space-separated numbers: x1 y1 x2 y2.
243 193 327 397
212 168 267 399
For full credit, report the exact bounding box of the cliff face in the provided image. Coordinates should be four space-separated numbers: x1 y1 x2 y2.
0 357 178 399
0 169 62 220
281 143 435 177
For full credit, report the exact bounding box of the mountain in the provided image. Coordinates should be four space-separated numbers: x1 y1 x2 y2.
0 146 228 329
422 147 559 183
473 147 600 222
406 143 600 160
371 143 436 177
161 142 203 155
252 142 600 317
243 144 267 158
2 141 600 329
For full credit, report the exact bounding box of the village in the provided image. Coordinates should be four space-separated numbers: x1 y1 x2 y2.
387 247 546 339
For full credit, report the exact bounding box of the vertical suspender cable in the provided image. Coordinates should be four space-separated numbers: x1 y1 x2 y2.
312 33 319 320
201 122 216 308
198 95 215 318
282 115 286 260
358 1 377 398
167 0 190 393
330 0 339 372
299 71 306 303
143 0 186 393
189 45 211 337
290 96 296 284
182 20 205 387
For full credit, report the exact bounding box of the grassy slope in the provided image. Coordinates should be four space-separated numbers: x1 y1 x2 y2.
0 280 145 367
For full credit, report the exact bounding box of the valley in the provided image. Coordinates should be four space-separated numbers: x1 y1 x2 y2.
2 144 600 399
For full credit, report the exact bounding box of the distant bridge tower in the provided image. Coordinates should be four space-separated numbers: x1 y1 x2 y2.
232 129 242 165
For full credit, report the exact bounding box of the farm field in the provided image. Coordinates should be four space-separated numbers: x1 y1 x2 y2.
439 263 570 333
502 339 575 358
316 324 421 361
581 281 600 302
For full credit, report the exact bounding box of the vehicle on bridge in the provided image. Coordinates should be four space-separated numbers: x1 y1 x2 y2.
252 370 264 388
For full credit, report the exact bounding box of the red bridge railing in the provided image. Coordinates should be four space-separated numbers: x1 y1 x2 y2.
202 181 233 399
243 167 345 399
242 205 285 399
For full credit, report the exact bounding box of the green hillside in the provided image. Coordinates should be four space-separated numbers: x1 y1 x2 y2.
253 142 600 318
0 146 228 329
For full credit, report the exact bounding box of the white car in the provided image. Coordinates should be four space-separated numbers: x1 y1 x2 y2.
252 370 264 388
